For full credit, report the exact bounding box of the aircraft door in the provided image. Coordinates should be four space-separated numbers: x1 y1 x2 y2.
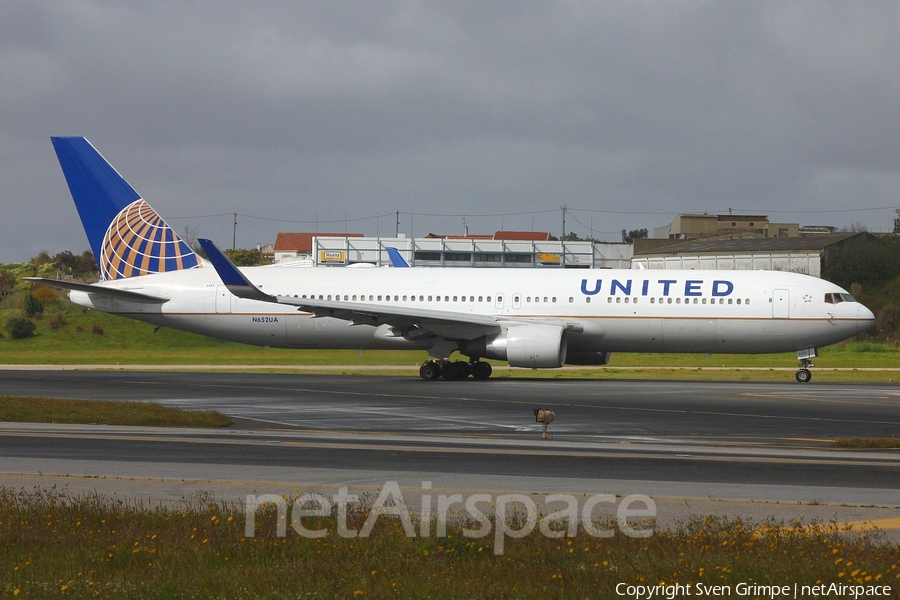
773 289 789 318
215 286 231 314
512 293 521 310
495 294 504 309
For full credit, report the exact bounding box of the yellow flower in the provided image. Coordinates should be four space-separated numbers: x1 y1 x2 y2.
353 591 364 597
14 590 20 597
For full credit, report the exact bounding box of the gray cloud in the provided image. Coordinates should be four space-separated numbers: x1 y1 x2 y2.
1 0 899 261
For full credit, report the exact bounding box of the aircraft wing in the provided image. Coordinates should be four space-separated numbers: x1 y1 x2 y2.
198 239 501 340
23 277 169 303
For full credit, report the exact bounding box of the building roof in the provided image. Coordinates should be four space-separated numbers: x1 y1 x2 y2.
635 233 873 256
493 231 552 241
274 232 364 254
423 233 494 240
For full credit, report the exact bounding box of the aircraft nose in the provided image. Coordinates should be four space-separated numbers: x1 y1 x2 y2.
857 305 875 333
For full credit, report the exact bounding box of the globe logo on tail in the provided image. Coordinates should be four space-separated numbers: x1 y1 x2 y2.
100 199 201 280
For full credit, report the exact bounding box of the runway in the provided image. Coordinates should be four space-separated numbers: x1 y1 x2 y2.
1 370 899 533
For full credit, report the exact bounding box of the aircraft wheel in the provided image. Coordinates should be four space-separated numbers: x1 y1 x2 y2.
795 368 812 383
471 361 492 380
419 361 441 381
441 361 460 380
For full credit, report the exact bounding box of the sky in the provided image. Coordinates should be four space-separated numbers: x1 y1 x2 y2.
1 1 899 263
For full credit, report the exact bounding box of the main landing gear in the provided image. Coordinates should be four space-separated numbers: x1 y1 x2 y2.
795 348 817 383
419 359 493 381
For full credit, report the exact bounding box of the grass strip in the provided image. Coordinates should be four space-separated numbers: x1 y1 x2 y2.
834 435 900 449
0 396 232 428
1 488 897 598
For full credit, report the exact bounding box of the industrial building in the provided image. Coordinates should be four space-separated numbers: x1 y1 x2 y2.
632 232 876 277
272 231 633 269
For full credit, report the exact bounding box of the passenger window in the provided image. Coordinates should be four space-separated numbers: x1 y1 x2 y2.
667 298 672 304
552 297 557 303
454 296 459 302
428 295 433 301
650 298 655 304
445 296 449 302
607 297 613 303
736 298 741 305
728 298 733 305
403 295 407 301
377 295 382 301
569 297 574 303
586 297 591 303
616 297 621 304
478 296 483 302
633 298 638 304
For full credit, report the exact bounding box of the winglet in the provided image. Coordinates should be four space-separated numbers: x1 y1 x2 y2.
198 239 274 302
386 247 410 267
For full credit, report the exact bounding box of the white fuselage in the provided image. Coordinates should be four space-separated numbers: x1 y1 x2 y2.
68 265 873 357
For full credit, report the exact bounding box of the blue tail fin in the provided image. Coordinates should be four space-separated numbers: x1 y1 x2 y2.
51 136 200 281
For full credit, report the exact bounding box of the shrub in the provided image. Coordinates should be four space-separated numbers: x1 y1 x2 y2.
31 285 59 305
6 317 36 339
22 294 44 318
48 315 65 330
91 323 104 335
876 303 900 336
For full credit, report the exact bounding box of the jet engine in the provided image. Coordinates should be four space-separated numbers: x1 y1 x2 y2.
463 324 567 368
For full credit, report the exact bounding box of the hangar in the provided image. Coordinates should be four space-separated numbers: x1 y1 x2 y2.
632 232 876 277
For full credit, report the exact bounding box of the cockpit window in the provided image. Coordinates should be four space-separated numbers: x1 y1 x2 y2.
824 293 857 304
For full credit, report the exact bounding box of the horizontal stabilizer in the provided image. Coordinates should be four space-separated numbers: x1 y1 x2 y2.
23 278 169 303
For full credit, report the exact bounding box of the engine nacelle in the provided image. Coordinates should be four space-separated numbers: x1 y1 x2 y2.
464 324 567 368
565 351 612 366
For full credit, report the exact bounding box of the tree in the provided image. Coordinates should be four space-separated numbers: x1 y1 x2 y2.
75 251 98 276
824 236 900 289
893 208 900 234
224 248 269 266
29 250 51 266
623 228 648 244
52 250 78 273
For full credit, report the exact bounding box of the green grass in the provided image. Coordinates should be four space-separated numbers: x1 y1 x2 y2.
834 435 900 449
1 488 897 598
0 396 232 428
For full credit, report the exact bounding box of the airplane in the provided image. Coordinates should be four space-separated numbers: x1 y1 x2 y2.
27 136 875 383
